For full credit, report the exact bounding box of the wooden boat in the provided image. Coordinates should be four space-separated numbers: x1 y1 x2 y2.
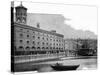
51 63 79 71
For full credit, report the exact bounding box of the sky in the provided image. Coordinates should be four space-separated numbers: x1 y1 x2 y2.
13 1 98 35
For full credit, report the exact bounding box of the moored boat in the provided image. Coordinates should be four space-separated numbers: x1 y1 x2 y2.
51 63 79 71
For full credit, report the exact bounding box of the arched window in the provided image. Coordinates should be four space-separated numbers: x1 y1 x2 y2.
27 41 29 44
27 35 29 37
42 47 45 50
25 46 30 50
37 47 40 49
18 46 24 51
46 47 48 49
19 40 23 43
32 46 35 49
33 41 35 44
50 47 52 49
20 33 23 37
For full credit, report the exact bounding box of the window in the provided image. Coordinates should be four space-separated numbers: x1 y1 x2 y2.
50 43 52 45
46 43 48 45
20 34 23 37
19 40 23 43
32 46 35 49
47 38 48 40
42 37 44 40
24 13 26 16
46 47 48 49
37 47 40 49
38 37 40 39
33 36 35 38
33 41 35 44
27 41 29 44
37 42 40 44
26 46 30 50
42 42 44 45
27 35 29 37
50 47 52 49
18 46 24 50
20 29 23 31
42 47 45 49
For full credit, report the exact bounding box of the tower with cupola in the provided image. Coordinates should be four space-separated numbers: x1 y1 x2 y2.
15 2 27 24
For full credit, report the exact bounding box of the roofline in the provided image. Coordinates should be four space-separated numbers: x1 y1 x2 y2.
14 22 64 37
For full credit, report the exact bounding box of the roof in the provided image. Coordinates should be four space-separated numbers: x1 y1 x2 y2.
14 22 64 37
15 3 27 10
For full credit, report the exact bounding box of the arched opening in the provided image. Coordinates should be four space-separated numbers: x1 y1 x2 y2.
25 46 30 50
46 47 48 49
37 47 40 50
32 46 35 49
42 47 45 50
18 46 24 51
50 47 52 49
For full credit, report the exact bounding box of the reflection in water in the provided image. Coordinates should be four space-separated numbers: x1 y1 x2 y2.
14 58 97 72
37 58 97 72
77 62 97 70
38 65 54 72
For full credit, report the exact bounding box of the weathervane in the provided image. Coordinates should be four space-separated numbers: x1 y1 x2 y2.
20 1 23 6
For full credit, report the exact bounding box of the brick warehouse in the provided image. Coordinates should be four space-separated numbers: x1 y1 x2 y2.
12 2 65 58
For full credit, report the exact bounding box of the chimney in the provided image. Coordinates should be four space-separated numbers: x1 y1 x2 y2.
37 22 40 28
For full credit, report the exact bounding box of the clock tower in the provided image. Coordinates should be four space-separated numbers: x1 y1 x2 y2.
15 2 27 24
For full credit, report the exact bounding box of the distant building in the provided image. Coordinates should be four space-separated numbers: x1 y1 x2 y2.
64 38 97 57
76 39 97 56
64 39 78 57
12 3 65 57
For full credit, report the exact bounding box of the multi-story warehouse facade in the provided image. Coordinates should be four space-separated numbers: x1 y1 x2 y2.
13 3 65 57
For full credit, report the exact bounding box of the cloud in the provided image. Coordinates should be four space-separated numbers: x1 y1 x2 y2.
26 13 97 39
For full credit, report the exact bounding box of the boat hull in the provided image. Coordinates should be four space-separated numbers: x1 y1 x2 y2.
51 65 79 71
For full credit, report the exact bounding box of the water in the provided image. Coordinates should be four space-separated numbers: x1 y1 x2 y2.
37 58 97 72
14 58 97 72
